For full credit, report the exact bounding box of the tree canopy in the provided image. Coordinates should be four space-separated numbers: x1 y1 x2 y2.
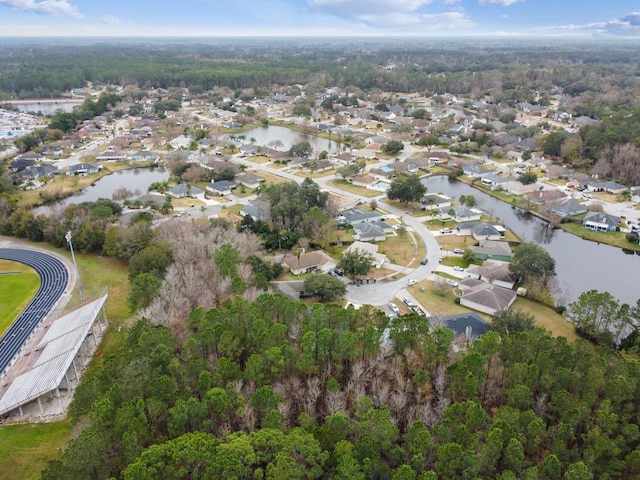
387 174 427 205
509 241 556 283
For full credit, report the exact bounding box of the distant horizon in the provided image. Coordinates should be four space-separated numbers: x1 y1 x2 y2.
0 1 639 38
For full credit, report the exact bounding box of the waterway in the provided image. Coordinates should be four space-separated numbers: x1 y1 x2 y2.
424 176 640 305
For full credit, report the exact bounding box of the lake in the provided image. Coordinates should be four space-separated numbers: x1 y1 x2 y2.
34 167 170 215
9 100 82 115
244 125 342 156
423 176 640 305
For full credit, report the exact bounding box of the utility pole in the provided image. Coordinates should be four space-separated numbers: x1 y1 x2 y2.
65 230 85 300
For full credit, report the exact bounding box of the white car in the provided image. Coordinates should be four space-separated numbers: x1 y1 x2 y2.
583 193 593 199
407 279 417 286
445 279 459 287
388 302 400 314
440 228 452 234
453 266 464 272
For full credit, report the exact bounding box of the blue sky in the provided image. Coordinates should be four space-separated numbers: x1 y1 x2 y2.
1 0 639 38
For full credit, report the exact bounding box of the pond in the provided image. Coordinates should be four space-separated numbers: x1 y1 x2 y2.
423 175 640 305
9 100 82 115
243 125 342 156
34 167 170 215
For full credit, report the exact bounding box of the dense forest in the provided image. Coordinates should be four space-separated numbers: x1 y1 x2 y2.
43 291 640 479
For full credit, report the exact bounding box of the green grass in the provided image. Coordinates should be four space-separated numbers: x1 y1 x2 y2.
0 260 40 337
0 420 74 480
560 223 640 251
328 179 381 198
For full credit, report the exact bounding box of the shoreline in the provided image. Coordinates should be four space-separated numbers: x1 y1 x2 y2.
3 99 83 105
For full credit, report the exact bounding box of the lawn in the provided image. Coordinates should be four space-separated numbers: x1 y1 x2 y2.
512 297 578 341
0 420 74 480
328 179 381 198
0 260 40 337
377 231 424 267
560 223 640 251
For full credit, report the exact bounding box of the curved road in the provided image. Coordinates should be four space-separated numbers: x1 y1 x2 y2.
0 248 69 376
239 150 440 308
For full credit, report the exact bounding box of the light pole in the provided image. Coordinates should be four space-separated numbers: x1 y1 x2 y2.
65 230 85 300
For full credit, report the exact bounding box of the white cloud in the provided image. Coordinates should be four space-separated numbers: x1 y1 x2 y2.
308 0 435 17
307 0 474 31
478 0 522 5
539 11 640 37
101 14 122 26
0 0 82 19
359 11 474 30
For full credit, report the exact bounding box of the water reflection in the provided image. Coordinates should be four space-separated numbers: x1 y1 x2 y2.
423 175 640 304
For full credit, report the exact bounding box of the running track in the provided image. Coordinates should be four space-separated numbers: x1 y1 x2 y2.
0 248 69 376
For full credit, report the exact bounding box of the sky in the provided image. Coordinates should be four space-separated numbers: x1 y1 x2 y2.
0 0 639 38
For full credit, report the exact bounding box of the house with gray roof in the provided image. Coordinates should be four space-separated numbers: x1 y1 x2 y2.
443 312 489 339
68 163 101 176
583 212 620 232
466 259 517 290
235 172 264 189
438 205 482 223
168 183 205 199
353 222 386 242
549 197 588 218
587 181 627 194
459 282 517 315
206 180 235 196
421 193 451 210
337 208 383 226
19 164 58 180
240 199 270 221
470 240 512 261
281 250 336 276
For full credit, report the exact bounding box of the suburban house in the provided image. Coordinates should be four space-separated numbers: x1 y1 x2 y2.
338 208 384 226
170 135 192 149
368 167 395 181
96 150 127 162
582 212 620 232
353 222 387 242
351 173 378 188
234 172 264 189
168 183 206 199
389 162 418 175
524 189 567 205
68 163 101 176
458 281 518 315
438 205 482 223
281 250 336 276
549 197 588 218
206 180 235 196
442 312 489 340
343 241 387 268
456 222 504 241
499 181 540 195
240 199 270 221
587 180 627 194
131 151 158 162
332 153 356 165
462 163 493 178
470 240 513 261
135 192 167 208
466 259 517 289
421 193 451 210
10 157 36 172
19 164 58 180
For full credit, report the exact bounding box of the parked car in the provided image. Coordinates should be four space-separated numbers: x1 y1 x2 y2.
403 297 415 307
445 279 459 287
407 279 417 286
583 193 593 199
440 228 452 234
388 302 400 314
453 266 464 271
453 248 464 254
333 268 344 276
420 258 428 265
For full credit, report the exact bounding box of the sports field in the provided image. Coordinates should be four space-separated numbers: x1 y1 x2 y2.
0 260 40 337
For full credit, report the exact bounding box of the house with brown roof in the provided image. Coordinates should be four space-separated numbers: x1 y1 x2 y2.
524 189 567 205
281 250 336 276
351 174 377 188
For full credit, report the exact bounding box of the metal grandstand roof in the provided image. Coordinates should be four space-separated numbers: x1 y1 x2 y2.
0 295 107 416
